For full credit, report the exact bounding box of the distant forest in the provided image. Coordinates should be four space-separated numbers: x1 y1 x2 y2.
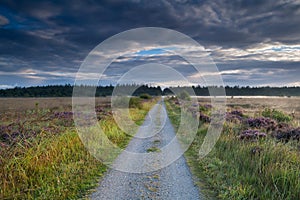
0 84 300 97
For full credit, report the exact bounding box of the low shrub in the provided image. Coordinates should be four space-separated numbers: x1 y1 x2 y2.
129 97 142 109
177 90 191 101
226 111 244 123
262 108 292 122
139 93 152 99
272 125 300 142
239 129 267 140
246 117 277 131
199 112 211 123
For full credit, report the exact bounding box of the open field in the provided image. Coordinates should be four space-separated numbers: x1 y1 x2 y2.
0 97 111 112
197 97 300 121
0 96 298 117
0 97 156 199
166 96 300 199
0 96 299 199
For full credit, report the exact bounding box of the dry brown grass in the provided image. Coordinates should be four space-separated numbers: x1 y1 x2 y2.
0 97 111 112
196 97 300 120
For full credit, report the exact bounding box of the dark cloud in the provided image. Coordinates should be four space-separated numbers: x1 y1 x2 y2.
0 0 299 87
0 15 9 25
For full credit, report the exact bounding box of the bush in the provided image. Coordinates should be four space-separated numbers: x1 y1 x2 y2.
246 117 277 131
226 110 244 123
199 112 211 123
139 93 152 99
272 124 300 142
262 108 292 122
177 90 191 101
112 96 129 108
239 129 267 140
129 97 142 109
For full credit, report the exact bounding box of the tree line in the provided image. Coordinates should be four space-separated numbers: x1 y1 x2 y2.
164 86 300 96
0 84 162 97
0 84 299 97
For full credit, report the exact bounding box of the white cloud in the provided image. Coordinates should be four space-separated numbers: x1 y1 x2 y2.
286 81 300 87
188 69 259 78
210 42 300 62
151 80 196 88
0 84 16 89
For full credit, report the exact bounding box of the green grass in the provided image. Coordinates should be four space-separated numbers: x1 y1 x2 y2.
189 128 300 199
262 108 292 122
165 98 300 200
0 130 106 199
146 146 161 153
0 97 157 199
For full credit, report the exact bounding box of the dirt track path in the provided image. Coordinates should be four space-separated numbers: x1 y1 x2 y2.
90 101 202 199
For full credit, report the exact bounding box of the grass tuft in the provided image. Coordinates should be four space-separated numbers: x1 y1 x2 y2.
146 146 161 153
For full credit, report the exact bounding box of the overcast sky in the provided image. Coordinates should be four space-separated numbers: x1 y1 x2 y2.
0 0 299 88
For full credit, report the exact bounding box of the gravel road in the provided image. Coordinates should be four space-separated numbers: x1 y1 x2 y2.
90 101 203 200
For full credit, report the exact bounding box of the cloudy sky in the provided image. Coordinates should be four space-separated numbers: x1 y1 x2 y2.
0 0 300 88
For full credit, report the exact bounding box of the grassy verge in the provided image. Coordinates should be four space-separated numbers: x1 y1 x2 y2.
0 97 157 199
165 98 300 200
0 130 105 199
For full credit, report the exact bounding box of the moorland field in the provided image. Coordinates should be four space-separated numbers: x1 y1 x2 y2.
0 96 299 199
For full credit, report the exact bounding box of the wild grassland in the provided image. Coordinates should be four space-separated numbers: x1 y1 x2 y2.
1 130 105 199
166 97 300 200
0 97 157 199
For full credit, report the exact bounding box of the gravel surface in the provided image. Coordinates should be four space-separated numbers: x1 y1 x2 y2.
90 101 203 200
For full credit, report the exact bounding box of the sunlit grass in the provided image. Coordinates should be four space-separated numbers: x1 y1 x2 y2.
0 97 157 199
0 130 105 199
